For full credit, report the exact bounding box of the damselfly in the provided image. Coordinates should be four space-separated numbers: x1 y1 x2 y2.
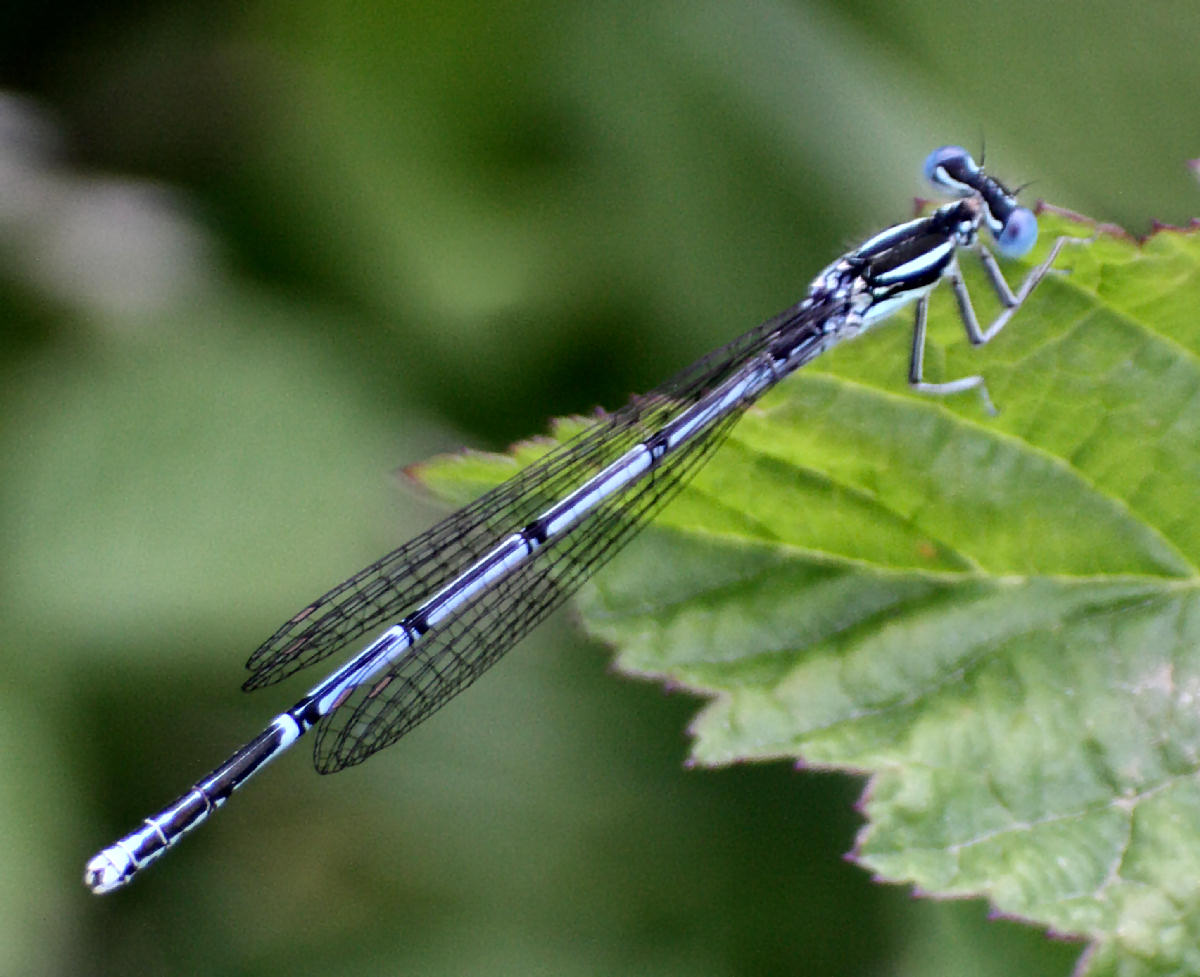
85 147 1083 894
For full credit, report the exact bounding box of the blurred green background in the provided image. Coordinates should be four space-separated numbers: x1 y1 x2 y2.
2 1 1196 975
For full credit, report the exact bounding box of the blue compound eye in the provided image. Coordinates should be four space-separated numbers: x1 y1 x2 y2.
995 206 1038 258
923 145 976 192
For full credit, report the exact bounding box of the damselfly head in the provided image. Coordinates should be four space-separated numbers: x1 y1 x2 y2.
924 145 1037 259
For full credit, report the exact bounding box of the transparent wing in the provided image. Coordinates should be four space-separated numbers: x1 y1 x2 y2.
243 297 818 693
312 405 744 772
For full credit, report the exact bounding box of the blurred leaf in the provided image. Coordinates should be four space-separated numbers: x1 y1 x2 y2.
417 211 1200 976
0 293 428 660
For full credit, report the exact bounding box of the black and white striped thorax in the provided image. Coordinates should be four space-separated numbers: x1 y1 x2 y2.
804 196 986 341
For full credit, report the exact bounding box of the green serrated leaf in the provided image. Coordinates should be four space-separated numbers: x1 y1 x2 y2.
414 210 1200 975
